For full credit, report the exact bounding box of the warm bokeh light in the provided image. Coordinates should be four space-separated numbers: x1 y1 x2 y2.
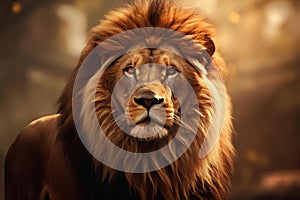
11 1 22 15
228 11 241 24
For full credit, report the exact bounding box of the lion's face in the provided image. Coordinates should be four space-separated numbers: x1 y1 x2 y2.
97 48 206 142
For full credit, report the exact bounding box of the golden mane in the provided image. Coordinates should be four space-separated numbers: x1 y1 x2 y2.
57 1 235 199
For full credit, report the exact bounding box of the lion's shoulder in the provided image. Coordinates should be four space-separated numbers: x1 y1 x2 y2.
14 114 60 151
5 114 60 191
5 114 87 199
6 114 60 161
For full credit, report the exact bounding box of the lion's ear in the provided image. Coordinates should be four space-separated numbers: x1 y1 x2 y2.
204 35 215 56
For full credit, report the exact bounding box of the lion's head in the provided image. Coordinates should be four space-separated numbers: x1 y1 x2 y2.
110 51 179 140
97 48 206 141
58 1 235 200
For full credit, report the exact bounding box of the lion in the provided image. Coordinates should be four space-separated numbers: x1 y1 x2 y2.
5 0 235 200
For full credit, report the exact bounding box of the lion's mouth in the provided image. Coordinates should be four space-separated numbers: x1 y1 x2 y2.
128 111 172 139
135 113 170 129
136 116 151 126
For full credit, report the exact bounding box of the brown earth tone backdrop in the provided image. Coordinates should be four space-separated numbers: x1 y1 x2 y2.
0 0 299 199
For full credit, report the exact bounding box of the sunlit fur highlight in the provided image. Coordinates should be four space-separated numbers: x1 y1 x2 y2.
57 0 235 199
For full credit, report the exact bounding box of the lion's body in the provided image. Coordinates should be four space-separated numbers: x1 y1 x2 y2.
5 115 141 199
5 1 235 200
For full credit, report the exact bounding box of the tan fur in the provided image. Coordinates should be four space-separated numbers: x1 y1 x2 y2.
57 0 235 199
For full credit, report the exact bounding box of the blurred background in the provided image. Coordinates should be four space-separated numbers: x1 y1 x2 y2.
0 0 299 199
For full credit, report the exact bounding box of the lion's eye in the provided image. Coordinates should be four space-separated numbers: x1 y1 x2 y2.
124 66 136 77
166 67 179 78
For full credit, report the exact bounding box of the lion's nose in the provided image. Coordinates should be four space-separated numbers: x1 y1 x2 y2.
134 97 164 109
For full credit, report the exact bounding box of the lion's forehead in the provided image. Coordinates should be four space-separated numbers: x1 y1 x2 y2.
127 49 179 65
134 66 164 83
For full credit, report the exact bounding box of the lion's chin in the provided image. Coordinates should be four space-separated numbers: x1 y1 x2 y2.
129 122 169 140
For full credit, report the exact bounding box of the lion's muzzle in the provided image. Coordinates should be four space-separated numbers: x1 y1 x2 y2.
126 83 174 139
